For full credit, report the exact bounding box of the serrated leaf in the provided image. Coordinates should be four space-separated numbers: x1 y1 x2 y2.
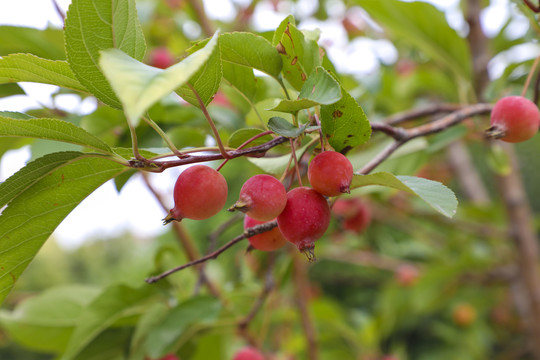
320 87 371 152
176 40 222 107
0 285 100 353
268 117 308 138
62 284 156 360
278 21 321 90
357 0 471 79
0 116 114 154
0 54 87 93
0 153 127 305
0 111 32 120
219 32 282 79
269 66 341 114
64 0 146 109
0 26 65 60
227 128 273 148
272 15 295 46
351 172 458 217
99 32 218 127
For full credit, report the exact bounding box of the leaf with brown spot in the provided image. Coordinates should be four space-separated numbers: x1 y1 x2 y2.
320 87 371 152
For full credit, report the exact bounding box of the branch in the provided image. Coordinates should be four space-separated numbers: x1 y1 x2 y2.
146 221 278 283
383 103 463 125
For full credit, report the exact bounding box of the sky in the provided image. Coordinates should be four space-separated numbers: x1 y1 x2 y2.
0 0 536 248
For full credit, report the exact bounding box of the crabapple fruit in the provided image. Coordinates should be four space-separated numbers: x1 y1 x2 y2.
244 215 287 251
229 174 287 221
163 165 228 223
148 47 175 69
487 95 540 143
308 151 354 197
332 197 371 234
395 264 420 287
277 187 331 261
233 346 265 360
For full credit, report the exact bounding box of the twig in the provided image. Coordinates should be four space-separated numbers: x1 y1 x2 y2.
186 0 215 37
51 0 65 22
146 221 278 283
358 140 403 175
522 56 540 97
524 0 540 12
384 104 462 125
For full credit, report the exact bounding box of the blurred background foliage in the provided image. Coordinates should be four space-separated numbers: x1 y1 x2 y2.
0 0 539 359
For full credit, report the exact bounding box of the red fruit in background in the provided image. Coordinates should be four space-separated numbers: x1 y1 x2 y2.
395 264 420 287
486 95 540 143
160 355 180 360
233 346 265 360
332 197 371 234
277 187 331 261
244 215 287 251
229 174 287 221
163 165 228 223
308 151 354 197
148 47 175 69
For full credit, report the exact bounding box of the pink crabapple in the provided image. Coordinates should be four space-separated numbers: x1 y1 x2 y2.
332 197 371 234
229 174 287 221
308 151 354 197
163 165 228 223
486 95 540 143
244 215 287 251
277 187 331 262
233 346 265 360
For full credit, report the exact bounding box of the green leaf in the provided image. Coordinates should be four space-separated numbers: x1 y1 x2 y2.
219 32 282 79
227 128 273 148
64 0 146 109
0 54 87 93
0 153 127 305
351 172 458 217
0 116 114 154
269 66 342 114
357 0 471 79
222 62 256 102
272 15 296 46
99 32 219 126
62 284 157 360
0 285 100 353
277 21 321 90
0 83 24 98
298 66 341 104
176 40 222 107
142 296 222 359
0 26 66 60
320 87 371 152
268 117 308 138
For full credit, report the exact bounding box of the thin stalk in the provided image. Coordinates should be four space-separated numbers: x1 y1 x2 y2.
142 115 186 158
522 55 540 97
187 83 231 159
290 138 303 186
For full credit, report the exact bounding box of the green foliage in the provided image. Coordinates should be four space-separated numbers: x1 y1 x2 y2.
0 0 537 359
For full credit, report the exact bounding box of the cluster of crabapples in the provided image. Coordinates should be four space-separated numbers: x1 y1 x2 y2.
163 150 368 261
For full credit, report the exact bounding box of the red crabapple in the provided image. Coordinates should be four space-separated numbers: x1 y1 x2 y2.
332 197 371 234
308 151 354 197
163 165 228 223
277 187 331 261
487 95 540 143
229 174 287 221
395 264 420 287
244 215 287 251
233 346 265 360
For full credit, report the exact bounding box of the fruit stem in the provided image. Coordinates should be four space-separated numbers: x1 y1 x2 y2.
290 138 303 186
521 55 540 97
142 115 187 159
187 82 231 159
